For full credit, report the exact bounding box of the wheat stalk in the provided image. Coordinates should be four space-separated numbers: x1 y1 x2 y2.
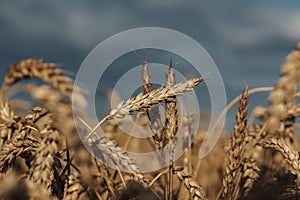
182 112 194 172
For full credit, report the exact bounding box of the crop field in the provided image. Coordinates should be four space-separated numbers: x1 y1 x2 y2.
0 43 299 200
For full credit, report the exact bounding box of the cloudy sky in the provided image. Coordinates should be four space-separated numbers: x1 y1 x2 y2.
1 1 300 124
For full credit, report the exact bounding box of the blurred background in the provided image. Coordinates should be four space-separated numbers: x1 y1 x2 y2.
0 0 300 129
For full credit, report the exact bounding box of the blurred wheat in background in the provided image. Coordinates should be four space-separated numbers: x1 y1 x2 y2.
0 42 300 200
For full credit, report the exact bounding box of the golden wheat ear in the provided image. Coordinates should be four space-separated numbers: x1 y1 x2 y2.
220 85 248 200
174 166 206 200
266 43 300 141
86 77 203 141
0 59 86 106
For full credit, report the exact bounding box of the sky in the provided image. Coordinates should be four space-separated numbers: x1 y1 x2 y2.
0 1 300 126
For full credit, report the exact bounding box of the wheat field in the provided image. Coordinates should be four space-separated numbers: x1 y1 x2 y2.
0 43 299 200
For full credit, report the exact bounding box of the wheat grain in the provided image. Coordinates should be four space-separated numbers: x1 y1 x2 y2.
240 158 260 197
142 60 154 94
25 107 49 123
0 136 39 173
0 102 19 149
64 173 86 200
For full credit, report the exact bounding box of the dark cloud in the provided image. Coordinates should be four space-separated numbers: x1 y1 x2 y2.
0 1 299 123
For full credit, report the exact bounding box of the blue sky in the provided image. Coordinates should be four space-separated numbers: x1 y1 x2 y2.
0 1 300 125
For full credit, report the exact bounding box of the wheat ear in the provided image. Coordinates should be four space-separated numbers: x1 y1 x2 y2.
29 86 138 180
0 102 17 149
0 59 74 99
266 44 300 142
221 86 248 200
141 58 164 148
263 138 300 187
174 166 205 200
240 158 260 197
77 116 146 185
64 173 86 200
0 136 39 173
86 77 203 141
29 127 59 189
165 59 178 200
